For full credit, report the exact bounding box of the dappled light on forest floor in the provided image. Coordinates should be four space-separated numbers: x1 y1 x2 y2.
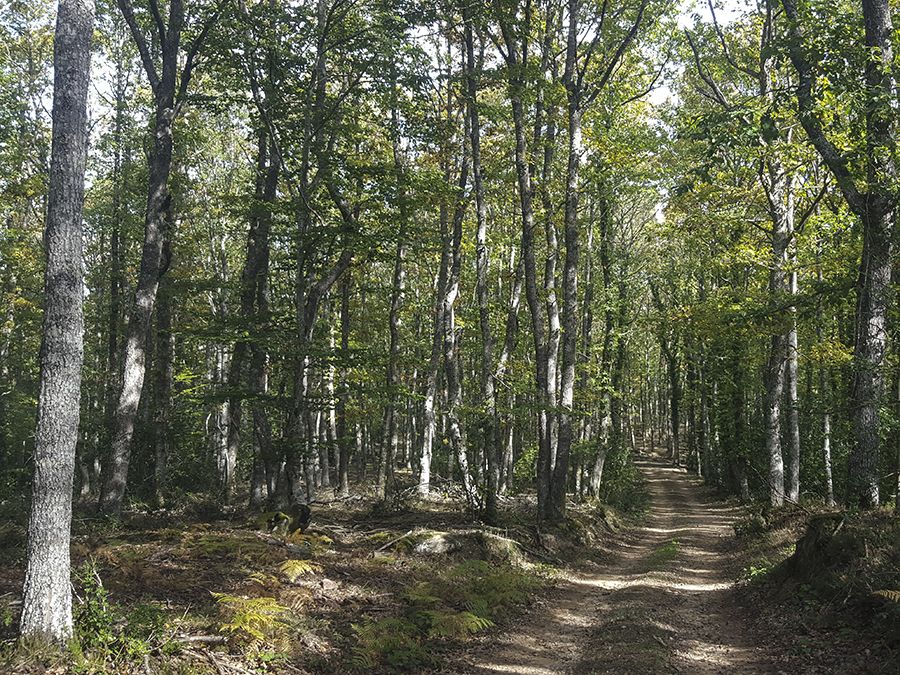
459 458 775 674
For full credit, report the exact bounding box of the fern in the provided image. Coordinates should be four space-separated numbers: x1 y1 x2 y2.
405 581 442 606
422 610 494 639
279 559 322 582
213 593 289 649
351 618 430 670
246 571 280 590
873 590 900 603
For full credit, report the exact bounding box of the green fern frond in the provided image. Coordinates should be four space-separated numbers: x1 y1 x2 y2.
405 581 441 606
422 610 494 639
246 571 280 589
279 558 322 582
212 593 289 648
874 589 900 603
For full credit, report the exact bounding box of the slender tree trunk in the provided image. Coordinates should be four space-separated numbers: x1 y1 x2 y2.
442 133 474 507
20 0 92 641
419 214 448 496
99 72 178 516
464 14 498 522
554 159 579 516
377 84 408 500
152 238 173 506
336 272 351 497
763 208 789 506
785 258 801 502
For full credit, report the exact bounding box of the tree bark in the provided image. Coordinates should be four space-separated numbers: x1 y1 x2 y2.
464 13 498 523
336 272 351 497
100 0 185 515
152 236 173 506
377 74 408 500
20 0 92 642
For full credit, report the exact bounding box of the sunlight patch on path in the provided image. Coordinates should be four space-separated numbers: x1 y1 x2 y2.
575 574 732 593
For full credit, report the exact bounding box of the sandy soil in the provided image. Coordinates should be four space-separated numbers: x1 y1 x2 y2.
452 457 778 675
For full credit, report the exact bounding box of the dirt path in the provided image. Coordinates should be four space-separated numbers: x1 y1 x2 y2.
455 457 777 675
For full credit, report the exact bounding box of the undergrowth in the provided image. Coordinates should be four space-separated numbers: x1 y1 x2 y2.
351 559 548 672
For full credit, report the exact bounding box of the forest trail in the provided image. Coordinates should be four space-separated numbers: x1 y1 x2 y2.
457 457 777 675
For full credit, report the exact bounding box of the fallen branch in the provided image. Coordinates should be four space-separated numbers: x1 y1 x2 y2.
176 634 228 645
372 529 414 555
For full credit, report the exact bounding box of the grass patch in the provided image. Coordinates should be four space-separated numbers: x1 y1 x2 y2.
648 539 680 568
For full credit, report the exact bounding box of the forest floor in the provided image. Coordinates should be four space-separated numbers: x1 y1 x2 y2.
0 456 896 673
451 456 898 675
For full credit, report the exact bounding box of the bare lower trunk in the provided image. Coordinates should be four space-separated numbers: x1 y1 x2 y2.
153 260 173 506
442 149 474 506
419 205 450 496
847 206 892 507
20 0 91 641
785 263 801 502
464 15 498 522
336 273 351 497
553 101 581 521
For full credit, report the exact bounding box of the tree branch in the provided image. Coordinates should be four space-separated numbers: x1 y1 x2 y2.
779 0 863 213
116 0 160 93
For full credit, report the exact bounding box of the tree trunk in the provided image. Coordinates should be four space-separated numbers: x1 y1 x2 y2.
763 215 788 506
336 272 351 497
464 14 498 523
782 0 896 508
20 0 92 642
442 137 474 507
377 83 408 499
847 206 892 507
152 241 173 507
99 73 177 516
785 259 801 502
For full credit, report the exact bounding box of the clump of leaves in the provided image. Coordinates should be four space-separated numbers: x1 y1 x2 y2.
743 560 773 582
286 532 333 555
71 561 170 666
118 603 168 660
351 560 543 671
0 594 16 630
873 590 900 603
437 559 542 621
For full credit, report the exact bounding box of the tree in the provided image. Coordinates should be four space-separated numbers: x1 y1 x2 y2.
780 0 897 507
19 0 93 642
99 0 220 515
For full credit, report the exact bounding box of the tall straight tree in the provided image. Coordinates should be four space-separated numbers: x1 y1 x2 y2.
100 0 219 515
19 0 93 643
781 0 897 507
463 6 499 522
554 0 650 519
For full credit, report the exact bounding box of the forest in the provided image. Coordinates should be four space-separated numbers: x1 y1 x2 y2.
1 0 899 672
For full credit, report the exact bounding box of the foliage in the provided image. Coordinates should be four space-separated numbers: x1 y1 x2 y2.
279 559 322 583
71 561 170 666
351 560 544 671
213 593 291 652
72 561 115 651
